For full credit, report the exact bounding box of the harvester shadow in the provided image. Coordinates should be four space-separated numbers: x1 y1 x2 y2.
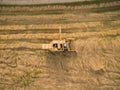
45 51 77 87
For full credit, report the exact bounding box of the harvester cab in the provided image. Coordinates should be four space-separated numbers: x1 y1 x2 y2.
42 27 76 52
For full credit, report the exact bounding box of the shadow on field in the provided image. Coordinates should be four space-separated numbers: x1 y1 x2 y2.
45 51 77 88
45 51 77 72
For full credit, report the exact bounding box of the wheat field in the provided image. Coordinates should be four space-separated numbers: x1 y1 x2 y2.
0 0 120 90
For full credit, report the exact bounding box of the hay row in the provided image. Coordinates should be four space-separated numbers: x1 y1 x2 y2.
1 21 119 30
0 22 105 30
0 42 42 49
0 29 120 40
0 13 117 24
0 13 104 20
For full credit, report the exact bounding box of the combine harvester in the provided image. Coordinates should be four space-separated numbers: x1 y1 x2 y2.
42 27 76 55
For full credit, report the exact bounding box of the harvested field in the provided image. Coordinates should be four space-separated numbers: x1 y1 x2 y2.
0 0 120 90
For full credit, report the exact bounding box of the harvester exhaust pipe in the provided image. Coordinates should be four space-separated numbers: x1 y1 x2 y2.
59 26 62 40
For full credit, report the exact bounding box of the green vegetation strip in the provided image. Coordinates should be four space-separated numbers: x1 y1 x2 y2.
91 5 120 13
0 10 64 15
0 0 119 7
0 9 84 15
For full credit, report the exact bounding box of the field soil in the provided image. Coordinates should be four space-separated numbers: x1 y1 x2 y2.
0 0 120 90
